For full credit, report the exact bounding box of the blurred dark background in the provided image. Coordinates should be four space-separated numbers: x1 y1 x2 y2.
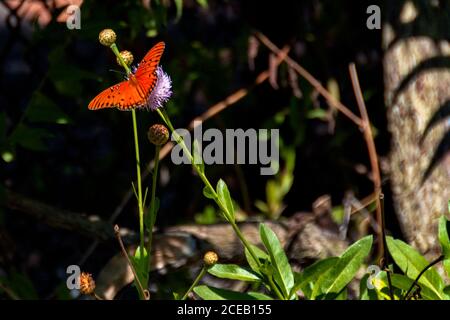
0 0 392 299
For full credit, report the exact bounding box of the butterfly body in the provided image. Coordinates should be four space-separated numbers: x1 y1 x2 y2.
88 42 166 111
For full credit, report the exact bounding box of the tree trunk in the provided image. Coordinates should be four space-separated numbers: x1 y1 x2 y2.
383 1 450 258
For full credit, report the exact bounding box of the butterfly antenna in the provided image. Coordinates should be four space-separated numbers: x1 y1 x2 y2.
109 69 129 80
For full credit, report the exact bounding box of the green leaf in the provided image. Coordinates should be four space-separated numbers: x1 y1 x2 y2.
245 245 269 276
194 205 217 225
202 186 215 200
386 236 446 299
9 124 53 151
196 0 208 8
131 246 148 287
335 287 347 300
313 235 373 300
145 197 160 232
193 285 272 300
7 272 39 300
259 223 294 299
208 264 262 282
25 92 70 124
438 215 450 256
254 200 269 214
438 215 450 277
444 285 450 296
389 273 446 300
174 0 183 21
291 257 338 299
306 108 328 120
359 274 378 300
216 179 235 221
193 139 204 173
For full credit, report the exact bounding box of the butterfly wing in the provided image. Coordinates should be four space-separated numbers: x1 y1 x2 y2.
88 80 145 111
134 41 166 98
88 41 166 111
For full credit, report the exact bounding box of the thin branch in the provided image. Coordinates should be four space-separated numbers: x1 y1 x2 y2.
255 31 364 127
0 282 20 300
114 225 149 300
348 63 383 259
5 189 137 246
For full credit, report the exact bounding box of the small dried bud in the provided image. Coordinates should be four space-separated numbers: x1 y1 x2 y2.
79 272 96 295
117 50 134 67
203 251 218 267
99 29 116 46
148 124 169 146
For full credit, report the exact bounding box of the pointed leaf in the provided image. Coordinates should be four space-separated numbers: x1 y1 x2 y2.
194 285 273 300
259 223 294 298
216 179 235 221
386 236 446 299
208 264 262 282
245 245 268 276
291 257 338 299
193 139 204 173
313 235 373 300
438 215 450 277
389 273 446 300
202 186 215 200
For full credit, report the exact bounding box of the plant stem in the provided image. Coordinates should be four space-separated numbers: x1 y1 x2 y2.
156 109 286 299
156 109 260 263
114 225 146 299
110 43 131 74
131 110 145 256
110 42 147 294
146 146 160 275
379 193 394 300
181 267 207 300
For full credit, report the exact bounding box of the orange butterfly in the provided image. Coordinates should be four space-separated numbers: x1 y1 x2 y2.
88 41 169 111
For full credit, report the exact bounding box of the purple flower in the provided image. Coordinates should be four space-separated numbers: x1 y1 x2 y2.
146 66 172 111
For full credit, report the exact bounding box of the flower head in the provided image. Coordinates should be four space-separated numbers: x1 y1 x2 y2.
99 29 116 46
146 66 172 111
79 272 96 295
148 124 169 146
117 50 134 67
203 251 219 267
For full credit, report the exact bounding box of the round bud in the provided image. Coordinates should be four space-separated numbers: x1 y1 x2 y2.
99 29 116 46
117 50 134 67
79 272 96 295
203 251 219 267
148 124 169 146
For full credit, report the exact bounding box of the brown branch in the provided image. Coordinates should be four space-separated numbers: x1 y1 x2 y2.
254 31 364 127
348 63 384 259
0 281 20 300
114 225 149 300
5 189 136 243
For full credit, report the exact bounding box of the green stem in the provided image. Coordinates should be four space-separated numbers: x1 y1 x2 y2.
156 109 287 299
267 275 285 300
146 146 160 277
110 42 146 294
131 109 145 256
156 110 260 263
181 267 207 300
110 43 131 75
